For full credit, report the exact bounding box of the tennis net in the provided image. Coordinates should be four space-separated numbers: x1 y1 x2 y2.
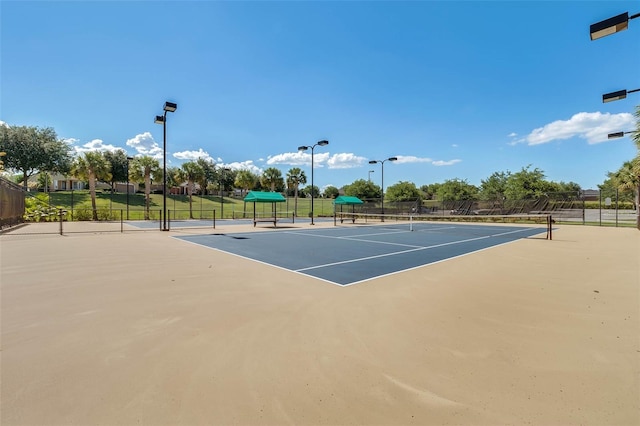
334 212 553 239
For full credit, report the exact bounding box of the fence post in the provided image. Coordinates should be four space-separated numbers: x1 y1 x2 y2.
121 209 124 233
59 208 63 235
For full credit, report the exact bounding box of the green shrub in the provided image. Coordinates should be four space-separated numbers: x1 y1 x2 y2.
73 209 93 221
97 209 117 221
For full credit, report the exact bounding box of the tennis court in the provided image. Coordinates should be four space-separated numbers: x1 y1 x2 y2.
176 220 550 286
2 221 638 425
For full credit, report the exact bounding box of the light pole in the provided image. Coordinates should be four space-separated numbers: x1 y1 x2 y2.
368 157 397 217
368 170 375 181
126 156 133 220
298 140 329 225
590 11 639 40
154 101 177 231
602 88 640 103
220 167 231 219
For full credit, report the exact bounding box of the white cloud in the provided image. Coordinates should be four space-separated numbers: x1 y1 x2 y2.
74 139 121 154
508 132 517 138
327 153 367 169
266 151 331 167
526 111 634 145
451 144 458 148
393 155 433 164
432 159 462 166
62 137 80 145
222 160 263 175
266 151 312 166
126 132 162 158
173 148 213 162
0 120 9 128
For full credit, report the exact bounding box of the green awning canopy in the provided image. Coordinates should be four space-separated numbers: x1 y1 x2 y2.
333 196 363 205
243 191 286 203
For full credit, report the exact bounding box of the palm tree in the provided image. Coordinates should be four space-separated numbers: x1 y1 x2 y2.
72 151 111 220
177 161 204 219
609 160 639 228
196 158 216 195
235 170 258 218
261 167 283 192
286 167 307 217
129 155 160 220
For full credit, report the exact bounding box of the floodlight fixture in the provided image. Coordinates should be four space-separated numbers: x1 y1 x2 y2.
590 12 640 40
163 102 177 112
602 88 640 103
608 131 638 139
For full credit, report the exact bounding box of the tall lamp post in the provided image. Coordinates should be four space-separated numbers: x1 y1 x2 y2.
368 170 375 181
297 140 329 225
126 156 133 220
154 101 177 231
220 167 231 219
368 157 397 217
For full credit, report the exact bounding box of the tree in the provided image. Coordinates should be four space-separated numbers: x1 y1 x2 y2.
479 171 510 201
302 184 321 198
235 170 258 197
286 167 307 216
165 166 181 190
436 179 478 201
36 172 52 192
420 183 441 200
0 125 73 190
129 155 160 220
608 161 638 198
261 167 284 192
72 151 111 220
343 179 381 199
504 165 553 200
196 158 217 195
177 161 205 219
385 181 421 202
323 185 339 199
103 149 129 193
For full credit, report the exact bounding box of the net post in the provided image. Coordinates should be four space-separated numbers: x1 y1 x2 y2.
410 214 414 232
59 208 64 235
121 209 124 233
213 209 216 229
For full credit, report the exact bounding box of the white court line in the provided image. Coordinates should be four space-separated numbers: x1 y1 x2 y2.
294 227 537 272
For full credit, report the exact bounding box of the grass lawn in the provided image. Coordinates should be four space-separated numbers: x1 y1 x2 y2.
27 191 338 221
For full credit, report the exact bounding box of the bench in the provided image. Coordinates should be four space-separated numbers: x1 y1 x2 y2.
253 217 278 227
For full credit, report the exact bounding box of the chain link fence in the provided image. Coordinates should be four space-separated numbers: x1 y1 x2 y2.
2 190 637 235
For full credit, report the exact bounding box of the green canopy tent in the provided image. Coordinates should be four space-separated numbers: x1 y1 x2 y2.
243 191 287 227
333 195 364 224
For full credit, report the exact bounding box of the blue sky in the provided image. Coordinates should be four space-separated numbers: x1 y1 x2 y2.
2 0 639 191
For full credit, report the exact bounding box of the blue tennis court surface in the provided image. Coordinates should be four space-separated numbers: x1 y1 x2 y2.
175 223 548 286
